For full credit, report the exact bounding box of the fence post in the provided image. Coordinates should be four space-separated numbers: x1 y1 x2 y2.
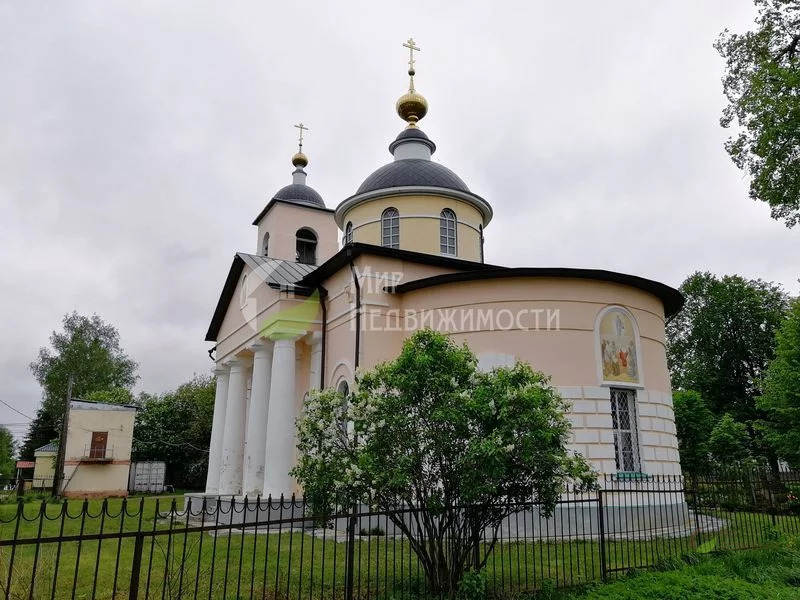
691 478 703 548
767 470 778 527
597 489 607 581
344 503 357 600
129 533 145 600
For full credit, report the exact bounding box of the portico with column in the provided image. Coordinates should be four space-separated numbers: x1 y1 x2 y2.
203 320 313 500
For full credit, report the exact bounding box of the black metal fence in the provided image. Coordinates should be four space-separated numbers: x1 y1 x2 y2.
0 479 54 499
0 470 797 599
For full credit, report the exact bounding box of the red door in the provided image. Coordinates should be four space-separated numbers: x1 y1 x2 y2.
90 432 108 459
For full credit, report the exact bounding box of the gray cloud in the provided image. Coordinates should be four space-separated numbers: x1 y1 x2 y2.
0 0 796 441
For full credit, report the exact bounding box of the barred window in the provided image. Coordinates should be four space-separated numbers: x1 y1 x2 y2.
381 208 399 248
440 209 457 255
345 221 353 245
337 380 350 434
610 388 640 472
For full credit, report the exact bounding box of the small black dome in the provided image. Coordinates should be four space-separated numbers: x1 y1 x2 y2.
388 128 437 154
356 159 469 195
273 184 325 208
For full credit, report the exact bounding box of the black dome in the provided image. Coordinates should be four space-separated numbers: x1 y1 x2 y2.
273 184 325 208
356 159 469 195
388 128 437 154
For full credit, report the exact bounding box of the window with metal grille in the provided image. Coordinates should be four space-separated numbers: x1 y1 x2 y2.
345 221 353 245
610 388 640 472
296 228 317 265
440 209 457 255
381 208 399 248
337 380 350 434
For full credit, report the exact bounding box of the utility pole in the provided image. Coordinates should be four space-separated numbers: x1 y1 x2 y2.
51 375 72 497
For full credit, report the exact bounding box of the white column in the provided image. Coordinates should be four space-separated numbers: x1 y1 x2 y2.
242 341 273 497
263 337 298 498
205 365 230 494
219 359 248 496
308 332 323 393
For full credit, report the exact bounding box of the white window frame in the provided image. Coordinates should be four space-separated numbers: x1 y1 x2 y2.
336 380 351 435
345 221 353 245
439 208 457 256
610 387 641 473
381 208 399 249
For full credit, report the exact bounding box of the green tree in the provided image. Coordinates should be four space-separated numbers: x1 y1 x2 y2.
84 388 135 405
716 0 800 227
292 329 595 598
758 298 800 467
666 272 789 464
0 427 16 481
672 390 715 475
22 312 138 459
709 413 752 464
132 375 215 490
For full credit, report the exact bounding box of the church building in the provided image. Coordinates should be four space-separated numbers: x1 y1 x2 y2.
202 40 684 500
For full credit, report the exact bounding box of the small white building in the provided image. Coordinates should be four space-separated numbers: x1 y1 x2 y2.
32 442 57 488
59 400 137 498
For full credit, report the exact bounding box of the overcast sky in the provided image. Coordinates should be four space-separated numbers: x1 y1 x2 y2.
1 1 797 442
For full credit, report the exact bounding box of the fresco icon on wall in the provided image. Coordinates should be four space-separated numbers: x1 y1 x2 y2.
599 308 640 384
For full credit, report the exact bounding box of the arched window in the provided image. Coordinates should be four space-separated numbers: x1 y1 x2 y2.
263 232 270 257
440 209 457 255
345 221 353 245
337 380 350 434
296 228 317 265
381 208 399 249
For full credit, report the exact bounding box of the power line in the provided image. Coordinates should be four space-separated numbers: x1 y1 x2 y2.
0 398 33 421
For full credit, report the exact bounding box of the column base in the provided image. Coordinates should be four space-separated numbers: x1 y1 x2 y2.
184 493 311 527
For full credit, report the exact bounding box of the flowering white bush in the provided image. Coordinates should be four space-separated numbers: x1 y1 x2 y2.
292 329 595 596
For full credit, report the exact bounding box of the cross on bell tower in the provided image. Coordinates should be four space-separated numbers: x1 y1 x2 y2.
402 38 421 92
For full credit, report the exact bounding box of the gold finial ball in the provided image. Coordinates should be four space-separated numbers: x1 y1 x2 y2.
396 91 428 126
292 151 308 168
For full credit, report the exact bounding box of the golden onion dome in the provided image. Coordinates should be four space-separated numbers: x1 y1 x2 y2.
396 90 428 126
291 151 308 168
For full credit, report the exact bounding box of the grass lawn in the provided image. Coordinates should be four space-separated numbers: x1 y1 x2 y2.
560 537 800 599
0 497 797 599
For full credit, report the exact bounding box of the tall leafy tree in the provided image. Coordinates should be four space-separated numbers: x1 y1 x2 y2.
708 413 752 464
667 272 788 463
672 390 715 475
132 375 215 490
22 312 138 459
758 298 800 466
716 0 800 226
293 329 595 597
0 427 16 481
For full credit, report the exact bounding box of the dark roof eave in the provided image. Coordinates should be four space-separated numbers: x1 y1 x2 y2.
297 242 500 288
206 255 246 341
252 198 335 226
386 267 684 317
206 256 319 342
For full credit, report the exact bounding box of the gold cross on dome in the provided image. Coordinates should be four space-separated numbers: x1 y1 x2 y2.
402 38 420 73
294 122 308 151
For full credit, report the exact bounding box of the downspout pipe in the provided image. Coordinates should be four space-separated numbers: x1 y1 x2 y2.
318 285 328 390
348 259 361 370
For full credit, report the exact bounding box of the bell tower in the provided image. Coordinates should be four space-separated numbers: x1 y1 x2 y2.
252 124 338 266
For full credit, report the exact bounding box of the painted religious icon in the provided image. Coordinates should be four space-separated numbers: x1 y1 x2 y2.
598 308 640 384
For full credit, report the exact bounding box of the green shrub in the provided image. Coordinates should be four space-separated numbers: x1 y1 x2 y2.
577 572 786 599
456 569 486 600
